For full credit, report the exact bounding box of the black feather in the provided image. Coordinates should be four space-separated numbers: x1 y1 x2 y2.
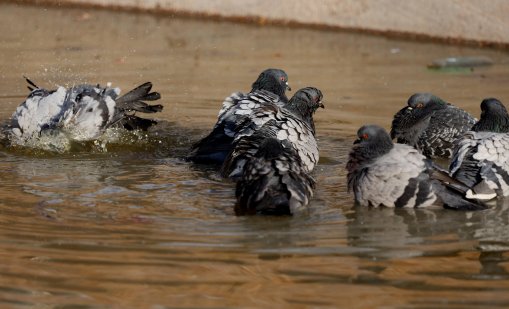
24 76 39 91
120 115 158 131
235 137 315 216
115 82 163 113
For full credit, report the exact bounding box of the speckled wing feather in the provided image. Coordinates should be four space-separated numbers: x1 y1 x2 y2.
189 90 282 164
239 107 318 171
418 105 477 158
391 103 476 158
223 105 319 178
221 125 279 179
348 144 437 208
450 131 509 199
217 90 282 137
217 90 282 123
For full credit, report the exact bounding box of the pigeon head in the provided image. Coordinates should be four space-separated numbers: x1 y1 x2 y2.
286 87 324 132
347 125 394 192
407 93 448 113
472 98 509 133
391 93 451 147
251 68 290 103
63 90 115 141
352 125 394 160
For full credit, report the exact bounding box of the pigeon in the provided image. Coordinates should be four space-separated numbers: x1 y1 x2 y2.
347 124 486 210
9 78 162 147
188 68 290 164
391 93 477 158
450 98 509 200
235 137 315 215
221 87 324 179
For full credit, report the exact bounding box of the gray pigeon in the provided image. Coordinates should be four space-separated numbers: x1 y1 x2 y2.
9 78 162 148
391 93 476 158
347 125 486 210
188 68 290 164
222 87 324 179
450 98 509 200
235 138 315 215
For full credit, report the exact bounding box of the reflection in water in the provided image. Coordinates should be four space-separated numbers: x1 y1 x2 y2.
344 203 509 307
1 2 509 308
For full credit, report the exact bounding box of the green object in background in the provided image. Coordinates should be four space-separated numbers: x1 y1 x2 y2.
427 56 493 72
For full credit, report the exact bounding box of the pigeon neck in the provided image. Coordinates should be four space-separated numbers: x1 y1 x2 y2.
357 137 394 165
251 80 288 102
421 99 447 114
472 112 509 133
286 99 316 132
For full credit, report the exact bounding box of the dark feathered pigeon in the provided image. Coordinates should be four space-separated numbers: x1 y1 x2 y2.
9 77 162 148
450 98 509 200
235 138 315 215
347 125 486 210
391 93 476 158
222 87 324 179
188 68 290 164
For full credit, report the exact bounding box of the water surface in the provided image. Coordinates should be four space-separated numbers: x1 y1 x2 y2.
1 3 509 308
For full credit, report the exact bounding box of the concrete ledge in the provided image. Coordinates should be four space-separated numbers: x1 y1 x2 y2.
7 0 509 47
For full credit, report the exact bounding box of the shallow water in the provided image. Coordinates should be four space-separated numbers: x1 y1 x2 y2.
1 2 509 308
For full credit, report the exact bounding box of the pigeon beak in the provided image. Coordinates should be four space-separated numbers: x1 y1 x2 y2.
318 101 325 109
407 107 413 111
286 82 291 91
353 138 361 144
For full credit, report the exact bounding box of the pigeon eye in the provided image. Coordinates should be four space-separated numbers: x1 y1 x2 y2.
280 77 285 82
416 103 424 108
87 108 93 112
362 133 369 140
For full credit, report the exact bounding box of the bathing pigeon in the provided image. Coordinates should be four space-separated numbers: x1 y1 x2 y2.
347 124 486 210
188 68 290 164
391 93 476 158
221 87 324 179
9 78 162 147
235 137 315 215
450 98 509 200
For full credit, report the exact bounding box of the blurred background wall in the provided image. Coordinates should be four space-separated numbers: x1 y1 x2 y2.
16 0 509 46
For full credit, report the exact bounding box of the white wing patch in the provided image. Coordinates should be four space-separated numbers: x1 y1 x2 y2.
11 87 67 140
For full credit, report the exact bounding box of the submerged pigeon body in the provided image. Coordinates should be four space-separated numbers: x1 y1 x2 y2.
235 138 315 215
391 93 476 158
189 68 290 164
347 125 485 210
9 78 162 149
450 98 509 200
222 87 324 179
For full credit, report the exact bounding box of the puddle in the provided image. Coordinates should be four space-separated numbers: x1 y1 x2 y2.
1 2 509 308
